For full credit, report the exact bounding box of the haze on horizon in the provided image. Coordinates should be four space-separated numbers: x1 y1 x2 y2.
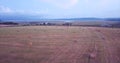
0 0 120 19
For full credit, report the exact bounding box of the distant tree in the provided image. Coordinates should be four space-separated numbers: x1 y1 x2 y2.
62 22 72 26
47 23 56 26
0 19 1 21
43 22 46 25
1 22 18 25
42 22 49 25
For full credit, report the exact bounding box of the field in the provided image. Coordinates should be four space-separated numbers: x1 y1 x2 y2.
0 26 120 63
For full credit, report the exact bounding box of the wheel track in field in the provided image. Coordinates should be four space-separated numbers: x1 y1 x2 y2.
42 40 86 63
42 41 90 63
42 27 95 63
51 42 88 63
91 28 120 63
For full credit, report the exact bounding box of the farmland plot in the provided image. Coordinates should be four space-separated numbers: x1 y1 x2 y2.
0 26 120 63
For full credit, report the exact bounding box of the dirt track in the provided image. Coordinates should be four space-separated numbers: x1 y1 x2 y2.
0 26 120 63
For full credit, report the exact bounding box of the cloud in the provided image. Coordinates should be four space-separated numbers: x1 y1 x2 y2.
15 9 48 15
85 0 119 8
0 6 13 13
0 5 48 15
41 0 78 9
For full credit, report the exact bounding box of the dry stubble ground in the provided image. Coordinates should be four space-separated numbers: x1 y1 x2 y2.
0 26 120 63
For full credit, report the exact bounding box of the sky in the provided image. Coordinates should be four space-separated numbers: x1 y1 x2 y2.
0 0 120 18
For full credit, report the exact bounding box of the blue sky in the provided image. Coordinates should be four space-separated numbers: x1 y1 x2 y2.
0 0 120 18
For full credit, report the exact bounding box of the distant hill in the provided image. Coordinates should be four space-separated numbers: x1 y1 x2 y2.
55 18 102 20
104 18 120 21
0 14 120 22
54 18 120 21
54 18 104 21
0 14 44 21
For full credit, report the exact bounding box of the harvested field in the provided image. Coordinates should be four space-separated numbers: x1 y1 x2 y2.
0 26 120 63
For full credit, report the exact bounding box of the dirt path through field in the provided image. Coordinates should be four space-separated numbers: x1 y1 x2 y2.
90 27 120 63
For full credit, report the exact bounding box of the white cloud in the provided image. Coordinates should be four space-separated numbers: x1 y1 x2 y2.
85 0 119 8
0 6 13 13
0 5 48 15
41 0 78 9
15 9 48 15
